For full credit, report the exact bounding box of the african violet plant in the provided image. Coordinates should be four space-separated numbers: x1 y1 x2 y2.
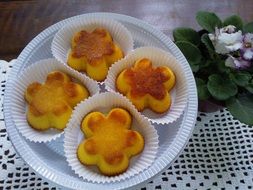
173 11 253 125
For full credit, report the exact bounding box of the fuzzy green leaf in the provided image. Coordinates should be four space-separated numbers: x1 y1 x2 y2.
199 60 212 69
226 94 253 125
201 33 215 57
243 22 253 33
175 41 202 72
245 83 253 93
217 60 230 73
207 74 237 101
196 78 210 100
229 72 252 87
223 15 243 30
173 27 200 46
196 11 222 33
190 63 200 73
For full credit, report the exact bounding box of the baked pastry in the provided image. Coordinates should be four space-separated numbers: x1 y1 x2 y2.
77 108 144 176
116 58 176 113
67 28 123 81
25 71 89 130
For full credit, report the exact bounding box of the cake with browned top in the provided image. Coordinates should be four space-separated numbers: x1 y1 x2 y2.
25 71 89 130
77 108 144 176
68 28 123 81
116 58 176 113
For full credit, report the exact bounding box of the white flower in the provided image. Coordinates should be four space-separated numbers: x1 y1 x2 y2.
208 25 242 54
225 55 251 69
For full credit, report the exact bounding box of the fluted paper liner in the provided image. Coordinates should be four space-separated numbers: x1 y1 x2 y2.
105 46 188 124
51 16 134 83
10 58 100 143
64 92 158 183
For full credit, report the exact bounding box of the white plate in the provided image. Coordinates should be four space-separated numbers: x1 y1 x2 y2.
3 13 198 190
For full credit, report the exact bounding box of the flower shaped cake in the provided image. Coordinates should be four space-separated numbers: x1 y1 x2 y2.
25 71 89 130
116 58 176 113
77 108 144 176
67 28 123 81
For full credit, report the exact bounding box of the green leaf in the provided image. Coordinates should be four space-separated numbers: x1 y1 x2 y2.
217 60 230 73
199 60 212 69
190 62 200 73
195 78 210 100
196 11 222 33
175 41 202 72
226 94 253 125
223 15 243 30
243 22 253 33
229 72 252 87
201 33 215 58
245 83 253 93
173 27 200 46
207 74 238 101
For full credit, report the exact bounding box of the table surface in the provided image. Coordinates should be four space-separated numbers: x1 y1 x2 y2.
1 60 253 189
0 0 253 61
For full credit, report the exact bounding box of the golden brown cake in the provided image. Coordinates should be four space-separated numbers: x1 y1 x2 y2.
116 58 176 113
77 108 144 176
25 71 89 130
67 28 123 81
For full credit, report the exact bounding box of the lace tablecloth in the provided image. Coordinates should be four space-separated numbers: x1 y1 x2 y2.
1 60 253 190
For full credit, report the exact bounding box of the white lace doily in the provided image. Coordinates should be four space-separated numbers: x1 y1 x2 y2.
1 60 253 189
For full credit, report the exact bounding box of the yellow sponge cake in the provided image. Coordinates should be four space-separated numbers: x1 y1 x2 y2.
77 108 144 176
68 28 123 81
116 58 176 113
25 71 89 130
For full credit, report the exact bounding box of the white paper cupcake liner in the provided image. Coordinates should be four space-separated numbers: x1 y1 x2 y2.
64 92 158 183
51 16 134 83
45 135 65 157
105 46 188 125
10 58 100 143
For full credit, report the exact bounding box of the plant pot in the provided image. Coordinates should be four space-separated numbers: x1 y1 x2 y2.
198 99 225 113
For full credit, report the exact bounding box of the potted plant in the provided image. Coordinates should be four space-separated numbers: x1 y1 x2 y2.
173 11 253 125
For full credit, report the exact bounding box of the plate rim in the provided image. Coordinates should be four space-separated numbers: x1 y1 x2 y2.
3 12 198 190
